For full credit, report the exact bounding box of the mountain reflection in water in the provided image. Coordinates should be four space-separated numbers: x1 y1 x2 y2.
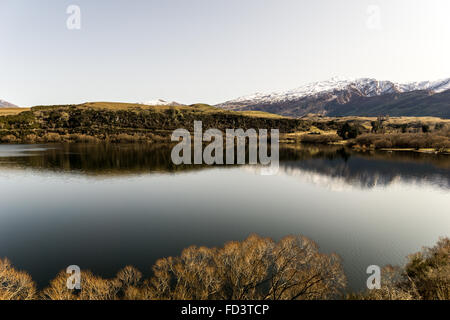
0 143 448 291
0 143 448 190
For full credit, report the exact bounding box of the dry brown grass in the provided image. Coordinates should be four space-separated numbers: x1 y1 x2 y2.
0 108 30 116
236 110 287 119
79 102 287 119
81 102 179 112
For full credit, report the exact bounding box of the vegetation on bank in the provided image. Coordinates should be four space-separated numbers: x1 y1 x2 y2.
0 102 309 144
348 133 450 152
299 133 341 144
0 108 29 116
1 235 448 300
298 116 450 152
1 103 450 152
349 237 450 300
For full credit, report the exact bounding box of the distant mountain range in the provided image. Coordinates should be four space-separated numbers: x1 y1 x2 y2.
4 77 450 118
139 99 183 106
216 78 450 118
0 99 18 108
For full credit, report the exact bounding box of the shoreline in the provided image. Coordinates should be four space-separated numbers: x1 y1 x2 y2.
1 139 449 156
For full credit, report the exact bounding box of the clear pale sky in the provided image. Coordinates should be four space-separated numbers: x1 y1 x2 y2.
1 0 449 107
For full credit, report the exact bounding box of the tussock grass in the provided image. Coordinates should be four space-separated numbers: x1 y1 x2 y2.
0 108 30 116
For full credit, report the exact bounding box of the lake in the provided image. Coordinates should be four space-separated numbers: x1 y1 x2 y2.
0 143 449 291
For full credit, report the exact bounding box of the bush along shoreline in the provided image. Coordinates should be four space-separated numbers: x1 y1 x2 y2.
1 104 449 153
298 117 450 153
0 103 310 145
1 235 448 300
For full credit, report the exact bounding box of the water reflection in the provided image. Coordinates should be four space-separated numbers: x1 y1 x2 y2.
0 143 448 189
0 143 448 291
279 146 450 190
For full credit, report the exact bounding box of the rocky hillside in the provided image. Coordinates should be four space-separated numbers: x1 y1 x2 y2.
217 78 450 118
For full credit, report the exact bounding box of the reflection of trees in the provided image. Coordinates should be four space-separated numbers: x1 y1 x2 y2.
279 146 450 189
0 144 208 176
0 144 448 189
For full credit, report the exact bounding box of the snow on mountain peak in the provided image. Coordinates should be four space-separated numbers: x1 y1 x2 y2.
219 77 450 106
140 99 182 106
0 99 18 108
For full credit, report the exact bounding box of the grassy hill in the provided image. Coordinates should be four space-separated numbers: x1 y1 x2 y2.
0 102 309 143
0 108 30 116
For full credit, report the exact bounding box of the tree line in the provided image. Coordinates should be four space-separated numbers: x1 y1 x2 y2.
1 235 448 300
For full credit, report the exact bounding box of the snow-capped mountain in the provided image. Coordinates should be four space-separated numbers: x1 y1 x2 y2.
218 77 450 106
140 99 183 106
216 77 450 118
0 99 18 108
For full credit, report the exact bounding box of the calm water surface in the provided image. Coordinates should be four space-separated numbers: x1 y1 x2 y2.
0 143 449 291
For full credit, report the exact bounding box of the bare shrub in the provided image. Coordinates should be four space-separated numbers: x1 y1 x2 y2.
405 237 450 300
1 135 18 143
301 134 341 144
0 258 37 300
42 270 118 300
2 237 449 300
149 234 346 300
24 134 38 143
115 134 141 143
350 237 450 300
42 266 152 300
116 265 142 287
43 132 62 143
351 133 450 150
69 134 98 143
41 271 77 300
347 265 418 300
150 246 219 300
114 265 154 300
